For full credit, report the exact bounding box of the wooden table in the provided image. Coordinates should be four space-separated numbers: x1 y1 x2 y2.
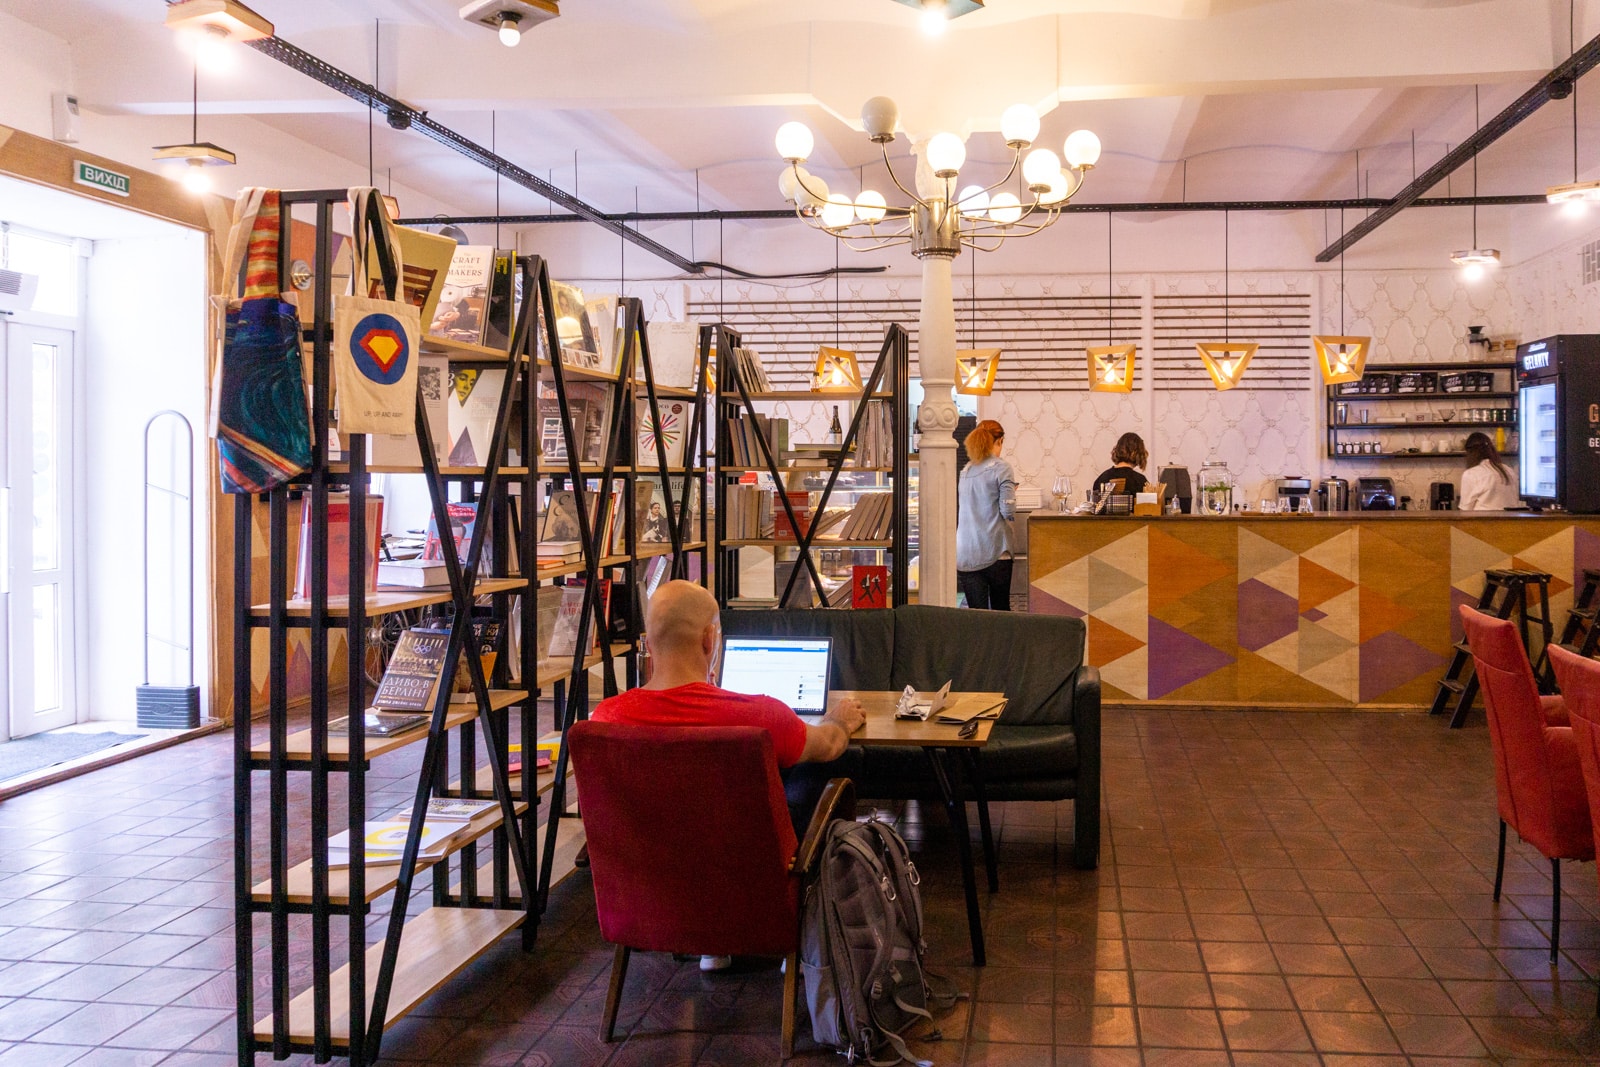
831 690 1007 966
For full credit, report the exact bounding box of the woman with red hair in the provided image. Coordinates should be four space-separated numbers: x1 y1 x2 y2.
956 419 1017 610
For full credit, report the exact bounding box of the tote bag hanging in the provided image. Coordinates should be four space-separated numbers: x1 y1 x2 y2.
332 187 420 436
211 187 313 494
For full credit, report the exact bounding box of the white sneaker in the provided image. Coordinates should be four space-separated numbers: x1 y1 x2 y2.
699 955 733 972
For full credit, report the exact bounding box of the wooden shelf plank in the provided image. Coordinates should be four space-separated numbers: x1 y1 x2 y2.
252 577 527 619
532 643 633 689
421 334 515 361
251 801 530 906
722 538 893 548
253 906 524 1047
718 465 910 473
534 554 627 579
631 380 700 398
720 390 891 400
450 814 586 902
446 762 562 801
636 541 707 558
535 358 620 383
250 690 527 763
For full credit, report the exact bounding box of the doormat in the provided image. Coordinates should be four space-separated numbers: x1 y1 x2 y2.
0 731 146 784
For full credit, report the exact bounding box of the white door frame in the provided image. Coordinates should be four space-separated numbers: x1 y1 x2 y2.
3 318 80 740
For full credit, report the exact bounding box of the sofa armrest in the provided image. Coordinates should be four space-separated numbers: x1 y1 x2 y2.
1071 664 1101 870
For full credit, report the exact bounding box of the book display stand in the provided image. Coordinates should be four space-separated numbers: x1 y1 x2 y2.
231 189 708 1065
711 323 911 610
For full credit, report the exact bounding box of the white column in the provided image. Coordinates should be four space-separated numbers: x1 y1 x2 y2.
917 254 959 607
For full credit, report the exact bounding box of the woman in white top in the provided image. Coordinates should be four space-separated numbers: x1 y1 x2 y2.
1459 431 1522 511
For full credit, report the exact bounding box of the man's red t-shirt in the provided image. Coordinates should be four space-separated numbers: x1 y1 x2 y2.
591 682 808 768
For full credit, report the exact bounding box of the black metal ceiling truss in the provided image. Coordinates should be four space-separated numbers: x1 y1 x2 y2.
1315 31 1600 262
245 34 702 274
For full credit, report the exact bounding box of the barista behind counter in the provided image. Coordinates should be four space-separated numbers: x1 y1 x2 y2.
1093 432 1150 494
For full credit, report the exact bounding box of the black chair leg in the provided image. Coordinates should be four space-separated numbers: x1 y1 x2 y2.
601 944 630 1042
1493 821 1506 902
1550 859 1561 967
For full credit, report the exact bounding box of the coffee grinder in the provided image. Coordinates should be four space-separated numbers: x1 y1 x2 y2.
1429 482 1455 510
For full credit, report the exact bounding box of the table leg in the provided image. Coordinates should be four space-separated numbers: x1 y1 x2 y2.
925 748 985 967
961 749 999 893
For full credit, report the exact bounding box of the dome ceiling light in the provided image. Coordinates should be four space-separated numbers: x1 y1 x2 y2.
458 0 560 46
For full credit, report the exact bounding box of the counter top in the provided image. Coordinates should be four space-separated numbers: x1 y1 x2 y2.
1027 510 1568 521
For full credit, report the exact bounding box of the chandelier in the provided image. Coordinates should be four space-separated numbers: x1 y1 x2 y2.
775 97 1100 258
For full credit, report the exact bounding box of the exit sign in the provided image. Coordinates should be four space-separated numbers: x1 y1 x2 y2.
73 161 130 197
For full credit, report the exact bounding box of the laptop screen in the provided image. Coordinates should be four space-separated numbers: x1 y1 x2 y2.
719 636 832 717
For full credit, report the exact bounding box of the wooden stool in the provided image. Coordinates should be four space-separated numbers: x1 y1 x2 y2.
1432 568 1555 728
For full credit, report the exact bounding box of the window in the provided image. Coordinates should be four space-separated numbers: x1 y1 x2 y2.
1 225 78 317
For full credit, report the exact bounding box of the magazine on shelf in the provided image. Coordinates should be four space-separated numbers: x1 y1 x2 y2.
327 819 463 869
445 368 505 468
327 710 431 738
636 397 689 469
397 797 498 823
482 249 517 351
552 281 600 368
427 245 495 344
585 294 621 374
646 320 700 390
293 493 384 600
547 582 600 658
363 225 457 329
449 619 501 693
421 501 491 570
372 628 453 712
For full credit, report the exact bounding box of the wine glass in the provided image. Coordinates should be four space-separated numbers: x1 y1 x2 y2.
1051 475 1072 513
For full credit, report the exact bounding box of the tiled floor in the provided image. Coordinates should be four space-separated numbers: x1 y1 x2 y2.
1 708 1599 1065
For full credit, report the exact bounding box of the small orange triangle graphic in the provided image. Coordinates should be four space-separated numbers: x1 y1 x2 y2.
1088 615 1146 666
1299 556 1355 613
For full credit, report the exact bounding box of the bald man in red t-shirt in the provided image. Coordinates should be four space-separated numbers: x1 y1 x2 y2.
593 580 864 769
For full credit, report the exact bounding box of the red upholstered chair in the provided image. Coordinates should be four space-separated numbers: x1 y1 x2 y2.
568 721 854 1054
1461 606 1594 964
1546 644 1600 1015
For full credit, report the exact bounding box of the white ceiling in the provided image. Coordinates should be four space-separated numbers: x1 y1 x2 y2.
6 0 1600 274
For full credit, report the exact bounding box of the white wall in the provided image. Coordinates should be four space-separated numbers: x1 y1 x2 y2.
83 229 209 721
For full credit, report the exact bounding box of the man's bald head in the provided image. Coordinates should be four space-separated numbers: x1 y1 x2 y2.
645 580 720 656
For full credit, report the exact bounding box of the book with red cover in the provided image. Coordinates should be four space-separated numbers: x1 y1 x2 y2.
772 491 812 541
294 494 384 600
852 565 889 609
421 500 492 570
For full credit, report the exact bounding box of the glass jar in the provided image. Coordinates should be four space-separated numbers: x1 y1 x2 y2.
1198 461 1233 516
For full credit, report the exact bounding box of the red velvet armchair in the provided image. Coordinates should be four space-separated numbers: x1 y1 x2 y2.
1546 644 1600 1015
1460 607 1594 964
567 721 854 1054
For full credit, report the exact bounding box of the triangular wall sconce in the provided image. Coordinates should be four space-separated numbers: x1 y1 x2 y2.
1087 344 1136 393
1196 342 1257 391
1313 335 1371 386
811 346 862 392
955 348 1001 395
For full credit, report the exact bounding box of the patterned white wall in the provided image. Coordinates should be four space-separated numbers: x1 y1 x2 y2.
576 242 1599 511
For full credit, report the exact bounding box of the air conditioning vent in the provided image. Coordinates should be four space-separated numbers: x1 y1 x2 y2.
0 269 40 313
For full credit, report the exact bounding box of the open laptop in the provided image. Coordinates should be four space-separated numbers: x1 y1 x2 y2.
719 636 832 724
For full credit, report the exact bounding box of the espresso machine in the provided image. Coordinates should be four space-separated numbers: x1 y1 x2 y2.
1275 477 1312 512
1358 477 1398 511
1430 482 1455 510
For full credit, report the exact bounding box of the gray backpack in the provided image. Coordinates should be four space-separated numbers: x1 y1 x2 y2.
801 818 960 1065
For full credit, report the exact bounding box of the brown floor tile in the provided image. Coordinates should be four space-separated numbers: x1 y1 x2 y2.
1217 1008 1313 1052
1135 1006 1225 1049
1131 970 1213 1008
1301 1010 1403 1054
1285 974 1375 1013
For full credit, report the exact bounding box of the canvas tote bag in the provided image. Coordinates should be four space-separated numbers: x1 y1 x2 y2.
332 187 420 436
210 187 313 493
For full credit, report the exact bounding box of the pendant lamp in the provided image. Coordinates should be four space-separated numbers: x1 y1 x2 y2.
1089 213 1136 393
812 346 863 392
1314 206 1372 385
153 61 235 194
1197 210 1255 390
954 255 1001 395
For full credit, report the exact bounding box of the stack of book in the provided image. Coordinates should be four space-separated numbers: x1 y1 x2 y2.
728 347 773 392
536 541 582 569
724 484 775 540
854 400 895 468
825 491 894 541
723 413 788 466
328 797 498 869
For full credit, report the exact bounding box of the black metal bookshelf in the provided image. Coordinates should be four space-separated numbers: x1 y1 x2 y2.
711 323 910 609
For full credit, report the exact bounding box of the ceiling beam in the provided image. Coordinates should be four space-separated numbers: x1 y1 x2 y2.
404 194 1547 227
1314 32 1600 262
245 35 703 274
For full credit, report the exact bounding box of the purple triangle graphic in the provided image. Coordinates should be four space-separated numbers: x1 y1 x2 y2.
1359 631 1447 703
1148 617 1235 699
1301 607 1328 623
1238 578 1299 651
1028 586 1085 618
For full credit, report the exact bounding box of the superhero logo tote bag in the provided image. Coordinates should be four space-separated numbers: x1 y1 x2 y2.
331 187 420 436
211 187 313 494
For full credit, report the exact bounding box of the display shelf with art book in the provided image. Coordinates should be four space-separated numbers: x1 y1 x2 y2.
711 322 911 611
232 190 545 1066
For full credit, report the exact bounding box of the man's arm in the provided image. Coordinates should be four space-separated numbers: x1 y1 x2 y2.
798 697 865 763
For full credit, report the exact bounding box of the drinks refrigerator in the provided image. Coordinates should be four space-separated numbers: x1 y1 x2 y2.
1516 334 1600 513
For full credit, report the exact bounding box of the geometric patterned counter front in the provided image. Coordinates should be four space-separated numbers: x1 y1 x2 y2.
1027 513 1600 708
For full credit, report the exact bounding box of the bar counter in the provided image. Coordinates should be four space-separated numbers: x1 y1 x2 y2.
1027 511 1600 709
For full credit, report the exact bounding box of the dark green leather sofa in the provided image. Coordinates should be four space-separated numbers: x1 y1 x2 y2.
720 604 1101 869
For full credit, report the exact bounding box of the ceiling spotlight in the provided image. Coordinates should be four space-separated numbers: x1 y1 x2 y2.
497 13 522 46
459 1 558 41
889 0 985 32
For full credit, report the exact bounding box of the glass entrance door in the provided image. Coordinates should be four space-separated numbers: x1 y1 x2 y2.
3 322 77 740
